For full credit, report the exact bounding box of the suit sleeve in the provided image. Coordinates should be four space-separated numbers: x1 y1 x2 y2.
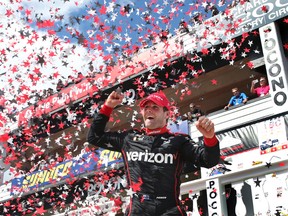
181 135 220 169
86 109 125 152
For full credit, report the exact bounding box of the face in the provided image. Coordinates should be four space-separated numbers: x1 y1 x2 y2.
260 78 266 86
141 101 169 129
232 89 239 96
189 103 196 110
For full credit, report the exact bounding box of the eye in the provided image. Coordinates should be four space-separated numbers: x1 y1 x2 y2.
144 105 150 110
152 105 159 110
143 105 160 111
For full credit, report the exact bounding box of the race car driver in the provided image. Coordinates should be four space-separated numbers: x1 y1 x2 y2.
87 90 220 216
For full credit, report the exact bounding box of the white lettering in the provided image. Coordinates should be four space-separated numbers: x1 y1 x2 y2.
269 6 288 20
130 152 138 161
154 153 164 163
245 2 254 10
122 89 136 105
250 17 264 29
233 0 288 35
252 3 274 18
138 152 145 161
275 0 288 7
51 96 58 104
69 82 92 98
87 175 127 196
148 152 155 163
126 150 174 164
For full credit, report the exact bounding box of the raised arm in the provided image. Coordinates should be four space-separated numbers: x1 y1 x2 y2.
196 116 220 166
181 116 220 168
250 80 257 94
105 90 124 108
87 91 124 151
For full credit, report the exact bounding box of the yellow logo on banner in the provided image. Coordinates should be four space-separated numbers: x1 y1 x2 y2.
18 150 122 191
99 149 122 162
22 161 73 189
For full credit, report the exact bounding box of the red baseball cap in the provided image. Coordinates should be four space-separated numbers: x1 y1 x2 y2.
139 92 170 110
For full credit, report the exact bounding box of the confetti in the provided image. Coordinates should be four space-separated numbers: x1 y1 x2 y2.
0 0 287 215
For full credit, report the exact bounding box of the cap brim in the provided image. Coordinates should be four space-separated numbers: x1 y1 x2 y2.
139 98 166 109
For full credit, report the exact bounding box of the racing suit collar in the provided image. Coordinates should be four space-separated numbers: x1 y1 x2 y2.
145 126 170 135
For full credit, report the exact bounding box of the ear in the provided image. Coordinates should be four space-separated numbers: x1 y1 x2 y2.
164 110 170 120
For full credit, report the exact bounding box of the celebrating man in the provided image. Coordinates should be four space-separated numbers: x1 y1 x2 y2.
87 91 220 216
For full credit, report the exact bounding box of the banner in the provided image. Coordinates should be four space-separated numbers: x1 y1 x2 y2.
184 0 288 52
201 114 288 178
18 40 182 124
257 116 287 154
10 148 123 196
215 115 288 157
231 0 288 36
259 22 288 114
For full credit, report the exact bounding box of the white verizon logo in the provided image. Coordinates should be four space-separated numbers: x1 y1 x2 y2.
126 150 175 164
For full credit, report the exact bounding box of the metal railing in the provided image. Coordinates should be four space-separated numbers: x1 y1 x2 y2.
189 95 274 140
181 157 288 215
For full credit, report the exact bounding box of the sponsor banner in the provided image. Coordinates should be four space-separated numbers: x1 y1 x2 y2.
18 40 182 124
257 116 287 154
230 0 288 36
184 0 288 52
206 178 226 216
201 114 288 178
85 170 127 197
18 80 95 124
259 22 288 114
215 115 287 157
10 148 123 196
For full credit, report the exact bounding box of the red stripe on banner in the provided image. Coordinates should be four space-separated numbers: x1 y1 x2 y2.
18 40 182 125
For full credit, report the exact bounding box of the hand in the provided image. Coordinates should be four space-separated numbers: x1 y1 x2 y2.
195 116 215 138
105 91 124 108
252 79 258 85
224 106 229 110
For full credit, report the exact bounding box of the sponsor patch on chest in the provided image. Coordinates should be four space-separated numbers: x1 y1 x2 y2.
126 150 176 164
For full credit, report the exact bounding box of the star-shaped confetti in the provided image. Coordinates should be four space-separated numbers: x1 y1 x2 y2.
0 1 287 215
254 177 261 187
265 162 272 168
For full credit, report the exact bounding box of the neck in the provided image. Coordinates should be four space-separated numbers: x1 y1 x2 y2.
145 126 169 135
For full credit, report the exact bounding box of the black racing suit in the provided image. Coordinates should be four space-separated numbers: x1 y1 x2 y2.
87 108 220 216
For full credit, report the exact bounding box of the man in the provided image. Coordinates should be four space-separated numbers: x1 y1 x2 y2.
250 76 270 97
87 91 220 216
224 87 248 110
181 102 204 122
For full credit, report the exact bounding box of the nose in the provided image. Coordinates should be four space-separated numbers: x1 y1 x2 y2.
145 107 153 113
143 106 155 115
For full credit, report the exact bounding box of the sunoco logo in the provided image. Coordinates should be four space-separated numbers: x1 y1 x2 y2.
126 150 174 164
